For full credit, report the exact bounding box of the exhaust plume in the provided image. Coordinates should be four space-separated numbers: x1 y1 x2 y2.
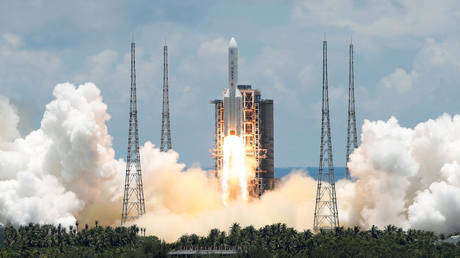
221 135 250 205
1 83 459 242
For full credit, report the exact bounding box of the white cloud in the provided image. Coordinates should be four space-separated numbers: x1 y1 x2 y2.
365 36 460 117
86 49 119 82
248 47 291 94
178 37 229 81
0 33 64 96
414 38 460 71
292 0 460 39
329 85 346 102
297 65 314 90
1 34 23 48
379 68 416 93
197 37 227 59
90 49 118 67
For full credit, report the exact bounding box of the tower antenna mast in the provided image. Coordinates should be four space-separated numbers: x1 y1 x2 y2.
345 41 358 180
160 42 172 151
313 40 339 231
121 40 146 225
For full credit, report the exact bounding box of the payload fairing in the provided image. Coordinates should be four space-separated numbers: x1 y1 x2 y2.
223 37 242 136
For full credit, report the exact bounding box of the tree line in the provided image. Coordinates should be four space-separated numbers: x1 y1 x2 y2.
1 222 459 257
171 223 460 257
0 221 167 257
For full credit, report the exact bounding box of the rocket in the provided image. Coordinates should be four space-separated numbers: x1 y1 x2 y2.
223 37 242 136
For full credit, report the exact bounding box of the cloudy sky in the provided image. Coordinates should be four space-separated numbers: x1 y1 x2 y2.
1 0 460 168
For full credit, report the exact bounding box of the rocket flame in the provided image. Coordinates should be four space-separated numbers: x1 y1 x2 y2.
221 135 248 205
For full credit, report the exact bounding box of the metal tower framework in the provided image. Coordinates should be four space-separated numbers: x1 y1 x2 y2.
313 40 339 231
211 86 267 198
345 42 358 180
160 44 172 151
121 41 146 225
212 100 224 176
240 88 266 198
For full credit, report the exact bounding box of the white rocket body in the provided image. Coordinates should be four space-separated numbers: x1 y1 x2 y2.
224 37 242 136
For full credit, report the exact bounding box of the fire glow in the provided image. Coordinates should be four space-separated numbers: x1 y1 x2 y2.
221 135 248 205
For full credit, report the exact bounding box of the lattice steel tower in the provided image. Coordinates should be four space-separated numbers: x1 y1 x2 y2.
121 41 146 225
313 40 339 231
345 41 358 180
160 43 172 151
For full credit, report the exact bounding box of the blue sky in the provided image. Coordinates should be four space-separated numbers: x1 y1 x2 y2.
1 0 460 168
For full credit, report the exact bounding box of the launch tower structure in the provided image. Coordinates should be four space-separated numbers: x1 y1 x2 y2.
160 43 172 152
345 42 357 180
121 41 146 225
211 37 276 198
313 40 339 231
212 87 275 197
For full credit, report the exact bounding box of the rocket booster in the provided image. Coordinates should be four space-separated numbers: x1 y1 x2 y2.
224 37 242 136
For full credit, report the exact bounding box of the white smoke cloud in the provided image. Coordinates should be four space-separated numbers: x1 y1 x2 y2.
0 82 123 226
342 114 460 233
1 82 460 242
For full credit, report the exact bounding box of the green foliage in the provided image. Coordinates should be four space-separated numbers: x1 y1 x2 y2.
1 222 459 257
172 224 460 257
3 222 139 250
0 222 170 257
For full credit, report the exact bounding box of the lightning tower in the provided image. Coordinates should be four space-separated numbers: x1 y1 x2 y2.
345 41 358 180
160 43 172 151
313 40 339 231
121 41 146 225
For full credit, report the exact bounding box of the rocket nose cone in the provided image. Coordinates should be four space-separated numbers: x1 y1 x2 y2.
229 37 237 48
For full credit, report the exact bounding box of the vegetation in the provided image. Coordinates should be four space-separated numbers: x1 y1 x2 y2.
0 222 459 257
0 221 167 257
173 223 460 257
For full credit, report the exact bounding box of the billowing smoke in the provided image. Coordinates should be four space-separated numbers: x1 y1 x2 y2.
1 82 459 242
135 167 316 241
339 115 460 234
0 83 124 226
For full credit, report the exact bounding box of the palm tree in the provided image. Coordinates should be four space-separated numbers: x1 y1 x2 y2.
229 223 241 246
353 225 360 234
207 228 219 247
371 225 379 238
334 226 345 237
